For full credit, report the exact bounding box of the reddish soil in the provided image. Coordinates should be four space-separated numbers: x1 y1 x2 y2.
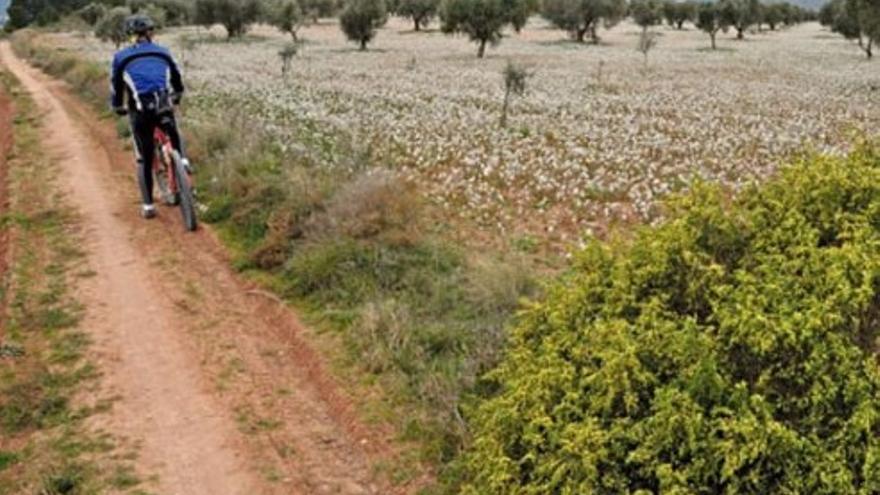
0 83 11 332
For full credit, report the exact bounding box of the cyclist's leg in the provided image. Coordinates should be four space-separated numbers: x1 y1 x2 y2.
159 113 186 158
130 111 157 206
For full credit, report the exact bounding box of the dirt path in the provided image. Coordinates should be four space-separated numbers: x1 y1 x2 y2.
0 42 401 495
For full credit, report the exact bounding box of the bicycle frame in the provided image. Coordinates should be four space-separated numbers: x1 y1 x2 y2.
153 126 181 195
151 118 198 231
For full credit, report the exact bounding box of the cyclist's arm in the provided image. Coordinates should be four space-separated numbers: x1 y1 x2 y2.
109 54 127 112
167 50 185 100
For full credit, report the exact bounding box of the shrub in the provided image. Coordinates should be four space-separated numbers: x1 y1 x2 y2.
309 169 422 245
278 42 299 76
636 28 658 67
461 142 880 493
142 3 168 29
500 60 529 128
77 3 106 25
340 0 388 50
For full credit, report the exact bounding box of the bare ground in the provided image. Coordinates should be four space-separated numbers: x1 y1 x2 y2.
0 41 410 495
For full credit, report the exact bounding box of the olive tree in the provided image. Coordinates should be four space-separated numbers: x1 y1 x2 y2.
126 0 189 25
8 0 85 28
340 0 388 50
395 0 439 30
158 0 191 25
268 0 305 40
662 0 695 29
193 0 262 38
440 0 507 57
302 0 339 21
695 1 726 49
718 0 759 39
829 0 880 58
504 0 536 32
541 0 627 43
762 2 783 30
95 6 131 48
631 0 661 31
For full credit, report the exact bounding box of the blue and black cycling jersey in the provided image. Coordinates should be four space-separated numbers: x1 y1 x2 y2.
110 41 184 112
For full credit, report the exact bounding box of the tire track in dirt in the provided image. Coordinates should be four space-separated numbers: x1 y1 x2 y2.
0 81 12 321
0 42 406 494
0 41 265 495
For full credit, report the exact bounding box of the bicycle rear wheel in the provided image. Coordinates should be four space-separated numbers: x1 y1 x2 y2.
154 147 179 206
171 150 197 232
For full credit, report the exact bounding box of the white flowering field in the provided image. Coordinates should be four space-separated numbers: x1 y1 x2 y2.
55 19 880 244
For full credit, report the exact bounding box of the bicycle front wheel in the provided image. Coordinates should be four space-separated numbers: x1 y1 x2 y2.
171 150 197 232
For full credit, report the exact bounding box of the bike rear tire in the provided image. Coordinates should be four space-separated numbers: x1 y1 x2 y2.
154 149 179 206
171 150 198 232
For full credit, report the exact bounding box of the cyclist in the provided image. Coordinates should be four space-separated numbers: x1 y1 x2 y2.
110 14 189 219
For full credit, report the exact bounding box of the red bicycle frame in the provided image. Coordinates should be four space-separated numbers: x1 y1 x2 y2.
153 127 187 195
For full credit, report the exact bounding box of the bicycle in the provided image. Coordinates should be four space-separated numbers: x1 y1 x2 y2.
153 116 197 232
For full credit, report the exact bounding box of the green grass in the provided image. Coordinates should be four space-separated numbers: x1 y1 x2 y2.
198 135 539 470
0 69 143 494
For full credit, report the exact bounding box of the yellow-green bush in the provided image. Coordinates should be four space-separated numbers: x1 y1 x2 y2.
461 143 880 494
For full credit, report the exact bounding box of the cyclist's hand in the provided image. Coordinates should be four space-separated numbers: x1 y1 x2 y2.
113 107 128 116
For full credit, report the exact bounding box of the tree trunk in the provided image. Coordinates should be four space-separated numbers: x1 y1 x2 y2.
736 26 743 39
477 38 487 57
360 39 367 50
590 25 599 44
414 18 421 31
290 31 298 42
676 20 684 29
226 23 242 39
575 27 587 42
867 39 873 59
500 89 510 128
710 31 716 50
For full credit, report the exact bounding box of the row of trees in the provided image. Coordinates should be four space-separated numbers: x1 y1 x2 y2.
10 0 815 56
820 0 880 58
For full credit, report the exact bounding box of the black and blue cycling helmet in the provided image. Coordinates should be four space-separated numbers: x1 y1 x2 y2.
125 14 155 36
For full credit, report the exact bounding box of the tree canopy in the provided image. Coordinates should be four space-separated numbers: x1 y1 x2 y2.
540 0 627 43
